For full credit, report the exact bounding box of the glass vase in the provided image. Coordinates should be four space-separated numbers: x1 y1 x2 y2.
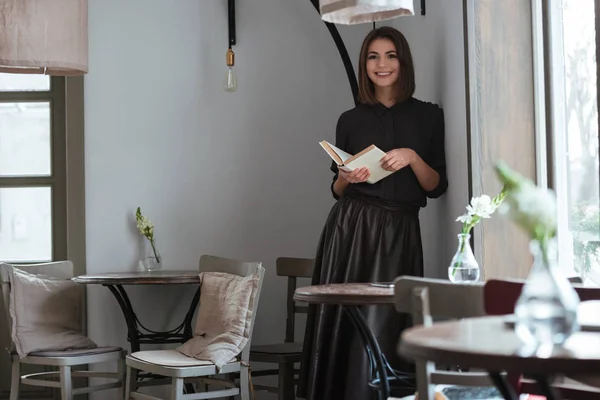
142 240 162 272
448 233 480 283
514 239 580 348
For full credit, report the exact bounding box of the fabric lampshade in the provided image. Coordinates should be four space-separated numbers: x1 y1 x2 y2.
320 0 414 25
0 0 88 75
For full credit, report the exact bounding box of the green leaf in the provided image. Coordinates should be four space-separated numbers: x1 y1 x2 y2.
494 162 526 190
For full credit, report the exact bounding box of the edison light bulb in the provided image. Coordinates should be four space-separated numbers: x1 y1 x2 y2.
224 48 237 92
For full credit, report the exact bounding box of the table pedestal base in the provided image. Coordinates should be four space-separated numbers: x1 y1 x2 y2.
106 284 201 394
344 306 415 400
105 284 200 352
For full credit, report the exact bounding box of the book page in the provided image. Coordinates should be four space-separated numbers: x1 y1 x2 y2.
325 141 352 163
345 146 393 184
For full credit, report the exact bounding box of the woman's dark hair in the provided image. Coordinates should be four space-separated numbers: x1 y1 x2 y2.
357 26 416 104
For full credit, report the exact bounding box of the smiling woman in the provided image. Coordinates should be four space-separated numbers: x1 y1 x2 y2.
298 26 449 400
358 28 415 107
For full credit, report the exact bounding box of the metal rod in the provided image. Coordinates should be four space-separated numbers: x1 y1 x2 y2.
228 0 236 47
309 0 359 104
489 372 519 400
345 307 390 399
595 0 600 204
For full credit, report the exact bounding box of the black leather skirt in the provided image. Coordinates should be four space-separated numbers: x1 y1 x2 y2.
298 194 423 400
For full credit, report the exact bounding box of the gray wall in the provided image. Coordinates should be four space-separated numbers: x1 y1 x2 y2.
83 0 467 398
390 0 470 277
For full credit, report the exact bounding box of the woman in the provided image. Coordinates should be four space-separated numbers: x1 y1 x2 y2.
299 27 448 400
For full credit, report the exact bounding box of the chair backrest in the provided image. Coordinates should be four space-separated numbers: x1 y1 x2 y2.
484 279 600 315
276 257 314 342
394 276 486 325
198 255 265 362
394 275 491 389
0 261 75 350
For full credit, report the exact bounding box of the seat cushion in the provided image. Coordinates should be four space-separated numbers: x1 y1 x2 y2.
28 346 122 358
251 342 303 355
132 350 221 367
5 265 97 358
565 374 600 389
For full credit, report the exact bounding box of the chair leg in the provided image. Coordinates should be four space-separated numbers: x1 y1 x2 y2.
240 363 250 400
118 358 126 400
125 366 133 400
59 366 73 400
226 373 235 400
9 355 20 400
170 377 184 400
415 360 435 400
278 362 295 400
131 367 139 392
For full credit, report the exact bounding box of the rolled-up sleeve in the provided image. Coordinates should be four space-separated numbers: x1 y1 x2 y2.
330 116 347 200
425 108 448 199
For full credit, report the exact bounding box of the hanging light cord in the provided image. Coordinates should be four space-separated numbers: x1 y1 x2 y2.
228 0 236 49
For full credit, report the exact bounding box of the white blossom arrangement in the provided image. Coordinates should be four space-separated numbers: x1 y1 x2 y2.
450 185 508 278
494 162 558 258
456 187 508 235
136 207 161 263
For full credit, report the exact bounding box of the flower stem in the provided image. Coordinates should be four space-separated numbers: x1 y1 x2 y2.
452 231 468 276
150 239 160 263
538 236 549 267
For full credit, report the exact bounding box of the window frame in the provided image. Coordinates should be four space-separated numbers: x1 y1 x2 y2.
542 0 600 284
464 0 538 279
0 76 86 398
0 76 67 263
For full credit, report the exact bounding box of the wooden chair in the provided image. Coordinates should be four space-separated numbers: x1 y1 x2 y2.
484 279 600 399
249 257 314 400
394 276 492 400
0 261 126 400
124 255 265 400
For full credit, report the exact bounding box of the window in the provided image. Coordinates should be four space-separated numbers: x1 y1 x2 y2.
0 73 84 397
0 74 67 263
546 0 600 284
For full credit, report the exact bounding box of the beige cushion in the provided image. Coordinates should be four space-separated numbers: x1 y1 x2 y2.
177 271 259 370
132 350 218 367
29 346 122 358
565 374 600 389
8 267 96 358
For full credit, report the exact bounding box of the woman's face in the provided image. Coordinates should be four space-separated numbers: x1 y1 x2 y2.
366 38 400 89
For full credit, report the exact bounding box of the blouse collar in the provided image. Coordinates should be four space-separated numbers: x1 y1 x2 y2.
370 98 412 116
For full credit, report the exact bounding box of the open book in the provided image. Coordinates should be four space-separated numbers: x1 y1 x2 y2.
319 140 393 184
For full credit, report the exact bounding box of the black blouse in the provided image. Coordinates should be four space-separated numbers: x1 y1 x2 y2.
330 97 448 208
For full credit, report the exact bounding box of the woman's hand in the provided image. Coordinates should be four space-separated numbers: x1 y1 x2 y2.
380 148 416 172
339 166 370 183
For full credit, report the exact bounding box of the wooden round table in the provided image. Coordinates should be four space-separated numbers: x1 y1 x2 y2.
294 283 401 400
400 316 600 400
293 282 394 305
73 271 201 352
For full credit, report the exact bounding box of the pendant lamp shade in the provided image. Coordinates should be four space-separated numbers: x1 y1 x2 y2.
320 0 414 25
0 0 88 75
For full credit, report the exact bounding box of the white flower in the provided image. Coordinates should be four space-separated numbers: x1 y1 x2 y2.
504 183 557 237
495 162 558 242
136 216 154 235
466 195 495 218
135 207 155 240
456 214 474 224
